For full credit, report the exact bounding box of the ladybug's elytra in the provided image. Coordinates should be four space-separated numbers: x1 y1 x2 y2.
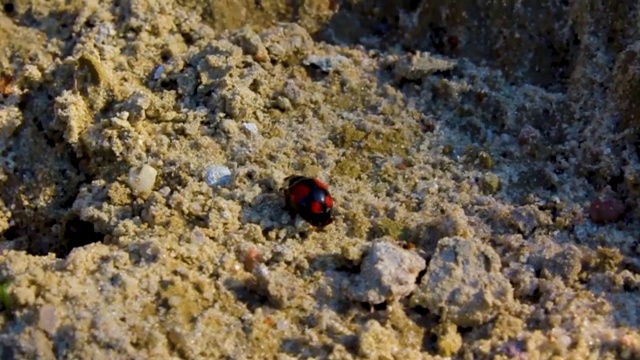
283 175 334 228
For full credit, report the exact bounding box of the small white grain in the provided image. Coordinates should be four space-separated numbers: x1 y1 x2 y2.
205 165 232 187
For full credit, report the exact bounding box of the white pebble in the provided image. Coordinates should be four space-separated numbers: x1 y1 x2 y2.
303 54 349 73
128 164 158 195
95 23 115 43
158 186 171 197
277 320 289 331
190 228 206 244
205 165 232 187
242 122 258 135
153 65 165 80
37 304 58 335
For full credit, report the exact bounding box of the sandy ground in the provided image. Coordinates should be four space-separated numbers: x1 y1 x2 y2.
0 0 640 359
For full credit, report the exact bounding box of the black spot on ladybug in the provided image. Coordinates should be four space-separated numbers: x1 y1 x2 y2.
283 175 334 228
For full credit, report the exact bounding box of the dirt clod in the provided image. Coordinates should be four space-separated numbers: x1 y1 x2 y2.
344 239 426 304
411 237 514 327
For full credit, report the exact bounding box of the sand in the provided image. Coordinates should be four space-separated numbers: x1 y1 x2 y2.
0 0 639 359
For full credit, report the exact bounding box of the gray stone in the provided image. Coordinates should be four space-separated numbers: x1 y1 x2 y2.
345 239 426 304
410 237 513 327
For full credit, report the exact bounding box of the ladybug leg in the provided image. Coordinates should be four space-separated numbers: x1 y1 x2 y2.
281 197 297 217
282 191 293 212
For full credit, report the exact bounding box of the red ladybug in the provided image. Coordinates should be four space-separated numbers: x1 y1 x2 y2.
283 175 334 228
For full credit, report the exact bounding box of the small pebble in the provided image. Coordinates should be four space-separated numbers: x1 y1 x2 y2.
37 303 58 335
205 165 232 187
242 246 263 272
345 239 426 304
158 186 171 197
410 236 513 327
242 122 258 135
95 23 115 43
303 54 349 73
127 164 157 195
153 65 165 80
190 227 207 244
589 198 625 224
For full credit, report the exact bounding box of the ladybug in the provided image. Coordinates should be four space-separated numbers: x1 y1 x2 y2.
283 175 334 228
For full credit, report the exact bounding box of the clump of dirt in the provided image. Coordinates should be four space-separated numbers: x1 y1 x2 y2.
410 236 514 327
1 0 640 359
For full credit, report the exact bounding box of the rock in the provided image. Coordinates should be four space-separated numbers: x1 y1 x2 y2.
260 23 313 63
410 237 514 327
232 27 269 62
345 239 426 304
127 164 157 196
589 197 625 224
37 303 58 335
204 164 232 187
393 51 457 81
242 122 258 135
303 54 350 73
542 245 582 283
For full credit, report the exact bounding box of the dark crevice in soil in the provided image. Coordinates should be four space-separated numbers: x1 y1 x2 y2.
57 217 105 258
